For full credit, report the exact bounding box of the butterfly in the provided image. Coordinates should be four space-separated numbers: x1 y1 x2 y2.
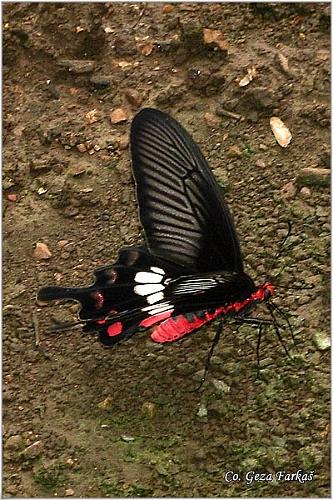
37 108 276 350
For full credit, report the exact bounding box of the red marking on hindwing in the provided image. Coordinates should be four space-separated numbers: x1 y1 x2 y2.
139 311 172 328
107 322 123 336
151 283 275 343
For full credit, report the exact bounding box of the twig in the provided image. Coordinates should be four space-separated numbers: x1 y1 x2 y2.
32 310 40 347
216 107 242 120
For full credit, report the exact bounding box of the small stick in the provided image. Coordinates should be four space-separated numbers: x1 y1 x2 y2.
216 107 242 121
32 310 40 348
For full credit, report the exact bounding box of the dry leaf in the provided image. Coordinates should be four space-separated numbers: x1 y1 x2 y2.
239 67 257 87
270 117 292 148
203 28 229 53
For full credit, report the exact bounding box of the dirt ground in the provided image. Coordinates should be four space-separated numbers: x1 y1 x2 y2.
3 2 330 498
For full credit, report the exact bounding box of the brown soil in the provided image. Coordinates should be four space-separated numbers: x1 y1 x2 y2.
3 3 330 498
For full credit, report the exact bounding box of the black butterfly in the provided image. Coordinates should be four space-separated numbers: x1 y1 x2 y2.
38 108 276 349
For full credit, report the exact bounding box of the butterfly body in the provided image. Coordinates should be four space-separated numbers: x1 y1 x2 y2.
38 108 275 348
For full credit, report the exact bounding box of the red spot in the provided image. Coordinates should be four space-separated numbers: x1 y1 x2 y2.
7 194 18 202
96 319 106 325
140 311 172 328
107 322 123 336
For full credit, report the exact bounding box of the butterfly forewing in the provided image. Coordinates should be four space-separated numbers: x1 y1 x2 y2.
131 108 243 274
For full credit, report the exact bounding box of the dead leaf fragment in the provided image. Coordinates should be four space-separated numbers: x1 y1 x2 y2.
203 28 229 53
110 108 128 124
33 242 52 260
138 41 154 56
239 67 257 87
97 397 112 410
270 117 292 148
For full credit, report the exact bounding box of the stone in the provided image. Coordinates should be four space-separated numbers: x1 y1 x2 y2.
141 401 156 418
5 434 24 451
313 332 330 351
124 89 143 108
228 145 242 157
33 242 52 260
110 108 128 124
65 488 75 496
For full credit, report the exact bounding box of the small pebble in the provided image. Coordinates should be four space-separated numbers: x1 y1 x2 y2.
110 108 128 124
65 488 75 497
7 194 18 202
33 242 52 260
228 145 242 157
300 186 311 199
76 143 87 153
85 109 100 124
280 181 296 200
124 88 143 108
121 435 135 442
211 378 231 394
255 159 266 168
197 403 208 418
5 434 24 451
313 332 330 351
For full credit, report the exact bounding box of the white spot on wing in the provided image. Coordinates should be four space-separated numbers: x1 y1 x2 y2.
135 271 163 284
150 266 165 275
134 284 164 296
147 291 164 304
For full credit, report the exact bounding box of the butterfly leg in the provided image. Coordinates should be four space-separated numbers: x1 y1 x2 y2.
191 321 223 392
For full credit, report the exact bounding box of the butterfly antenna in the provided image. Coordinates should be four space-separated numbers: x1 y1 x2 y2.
191 321 223 392
266 302 291 359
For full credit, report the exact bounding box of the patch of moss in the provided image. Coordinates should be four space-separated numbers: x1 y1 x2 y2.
33 464 67 491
